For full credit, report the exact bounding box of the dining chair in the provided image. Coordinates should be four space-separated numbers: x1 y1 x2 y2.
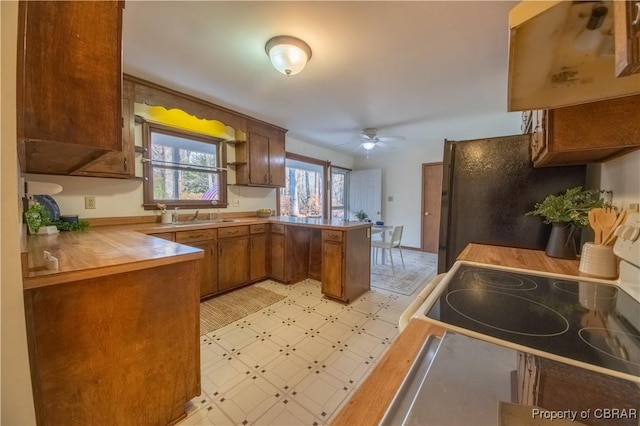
372 225 405 274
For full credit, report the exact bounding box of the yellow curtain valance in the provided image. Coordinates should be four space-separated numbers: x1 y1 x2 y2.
134 104 236 140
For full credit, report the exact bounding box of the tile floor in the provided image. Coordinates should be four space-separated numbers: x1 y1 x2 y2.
180 266 433 426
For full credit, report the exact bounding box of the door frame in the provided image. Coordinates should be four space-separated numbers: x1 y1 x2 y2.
420 162 443 252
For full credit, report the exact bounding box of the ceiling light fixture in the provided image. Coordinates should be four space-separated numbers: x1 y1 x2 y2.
361 141 376 150
574 4 608 52
265 35 312 76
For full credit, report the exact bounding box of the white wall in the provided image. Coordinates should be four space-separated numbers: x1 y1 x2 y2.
1 1 37 423
22 135 352 220
353 112 523 248
600 150 640 209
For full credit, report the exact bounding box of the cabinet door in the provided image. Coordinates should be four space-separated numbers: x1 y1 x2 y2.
247 129 270 186
218 237 250 291
72 79 135 178
322 241 344 300
268 130 286 187
191 242 218 298
17 1 123 174
250 233 268 281
270 232 286 282
614 0 640 77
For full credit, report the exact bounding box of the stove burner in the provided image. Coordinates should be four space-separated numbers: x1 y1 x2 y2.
552 281 579 295
578 328 640 366
465 270 538 291
446 289 570 337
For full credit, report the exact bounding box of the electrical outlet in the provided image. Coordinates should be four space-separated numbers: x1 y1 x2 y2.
85 196 96 209
232 199 240 207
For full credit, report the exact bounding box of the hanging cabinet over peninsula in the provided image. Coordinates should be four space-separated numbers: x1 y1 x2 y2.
233 119 286 188
17 1 124 176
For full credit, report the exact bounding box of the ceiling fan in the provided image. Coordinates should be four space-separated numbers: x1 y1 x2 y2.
358 128 404 153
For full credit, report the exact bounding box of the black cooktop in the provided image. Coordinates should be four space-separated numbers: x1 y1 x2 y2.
424 264 640 379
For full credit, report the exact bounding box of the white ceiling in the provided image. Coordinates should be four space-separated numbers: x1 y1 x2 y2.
122 1 523 158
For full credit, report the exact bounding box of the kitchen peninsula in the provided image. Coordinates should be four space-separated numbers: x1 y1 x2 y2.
21 216 371 425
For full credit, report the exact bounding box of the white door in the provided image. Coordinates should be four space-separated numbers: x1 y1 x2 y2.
349 169 382 221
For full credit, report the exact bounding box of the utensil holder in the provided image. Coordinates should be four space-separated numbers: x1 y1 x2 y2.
579 243 618 279
161 212 172 224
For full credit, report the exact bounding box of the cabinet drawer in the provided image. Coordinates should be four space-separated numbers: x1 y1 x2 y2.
250 224 266 234
151 232 175 242
323 230 343 242
271 223 285 234
175 229 217 243
218 225 249 239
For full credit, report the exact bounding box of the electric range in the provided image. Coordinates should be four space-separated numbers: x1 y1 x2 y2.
410 212 640 383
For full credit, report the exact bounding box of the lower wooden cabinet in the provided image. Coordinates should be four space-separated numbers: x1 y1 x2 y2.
218 226 250 292
24 260 201 425
250 224 268 281
321 228 371 303
191 241 218 298
270 224 286 281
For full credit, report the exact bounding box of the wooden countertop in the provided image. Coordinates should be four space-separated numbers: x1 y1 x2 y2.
331 243 583 425
23 215 371 290
457 243 581 276
23 228 203 289
268 216 371 230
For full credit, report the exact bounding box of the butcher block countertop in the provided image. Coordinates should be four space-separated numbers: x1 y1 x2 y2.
22 216 371 290
331 243 582 425
457 243 581 276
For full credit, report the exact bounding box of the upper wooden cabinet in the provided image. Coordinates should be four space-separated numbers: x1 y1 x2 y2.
234 120 286 187
529 94 640 167
17 1 124 175
614 0 640 77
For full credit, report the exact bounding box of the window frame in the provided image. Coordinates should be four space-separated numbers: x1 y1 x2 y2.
277 152 329 218
141 120 228 210
330 166 351 220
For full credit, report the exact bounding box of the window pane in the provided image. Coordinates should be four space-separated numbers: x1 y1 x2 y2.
143 121 226 209
280 159 324 218
331 168 349 219
153 167 220 201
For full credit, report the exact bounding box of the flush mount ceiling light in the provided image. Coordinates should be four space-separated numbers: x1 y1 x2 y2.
265 35 312 76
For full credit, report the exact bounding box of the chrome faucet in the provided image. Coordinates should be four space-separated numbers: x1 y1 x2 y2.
189 210 199 221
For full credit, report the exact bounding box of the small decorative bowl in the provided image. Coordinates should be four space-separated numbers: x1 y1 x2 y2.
256 209 272 218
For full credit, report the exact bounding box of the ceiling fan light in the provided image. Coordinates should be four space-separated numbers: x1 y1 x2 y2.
265 36 312 76
361 141 376 150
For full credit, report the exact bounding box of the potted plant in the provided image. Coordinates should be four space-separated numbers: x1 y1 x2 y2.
354 209 369 222
526 186 606 259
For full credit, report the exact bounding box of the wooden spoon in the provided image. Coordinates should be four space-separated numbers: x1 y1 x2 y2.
589 208 602 244
602 209 627 246
595 208 617 246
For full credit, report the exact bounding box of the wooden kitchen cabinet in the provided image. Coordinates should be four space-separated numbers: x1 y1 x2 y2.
17 1 124 176
614 0 640 78
270 224 286 282
234 119 286 187
321 228 371 303
24 260 200 425
250 224 269 281
217 226 250 292
72 78 136 178
176 229 218 298
530 94 640 167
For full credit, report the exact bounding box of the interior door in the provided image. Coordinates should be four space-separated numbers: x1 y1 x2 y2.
349 169 382 221
421 163 443 253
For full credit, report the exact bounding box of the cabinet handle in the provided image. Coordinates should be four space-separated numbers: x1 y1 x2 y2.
123 157 128 172
633 3 640 28
264 174 268 183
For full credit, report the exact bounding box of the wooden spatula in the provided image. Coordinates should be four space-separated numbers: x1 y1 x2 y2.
589 208 602 244
596 208 618 246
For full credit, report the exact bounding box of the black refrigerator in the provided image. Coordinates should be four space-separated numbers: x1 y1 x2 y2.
438 134 586 273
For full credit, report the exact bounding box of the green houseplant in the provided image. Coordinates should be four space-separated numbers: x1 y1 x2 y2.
354 209 368 222
526 187 606 259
